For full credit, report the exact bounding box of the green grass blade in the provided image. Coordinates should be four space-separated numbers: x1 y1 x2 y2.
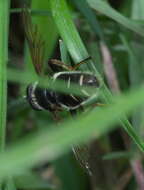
59 39 71 64
102 151 133 160
0 0 10 151
87 0 144 37
4 177 16 190
132 0 144 20
15 172 54 189
50 0 89 64
10 8 51 16
72 0 104 41
120 34 144 134
0 0 16 189
0 85 144 178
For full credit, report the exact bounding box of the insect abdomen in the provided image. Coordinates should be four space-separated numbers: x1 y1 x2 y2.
26 83 58 111
26 72 100 111
53 71 99 110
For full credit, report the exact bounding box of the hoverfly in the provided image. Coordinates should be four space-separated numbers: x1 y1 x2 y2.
22 7 101 176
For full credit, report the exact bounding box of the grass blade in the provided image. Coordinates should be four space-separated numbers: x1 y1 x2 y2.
87 0 144 37
0 0 10 151
0 0 16 189
0 85 144 178
50 0 89 64
72 0 104 41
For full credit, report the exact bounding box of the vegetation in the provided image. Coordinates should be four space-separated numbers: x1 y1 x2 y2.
0 0 144 189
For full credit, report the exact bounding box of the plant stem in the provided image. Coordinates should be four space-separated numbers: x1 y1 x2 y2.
0 0 10 151
0 2 17 189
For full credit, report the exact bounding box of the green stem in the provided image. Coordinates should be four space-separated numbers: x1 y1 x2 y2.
0 1 16 189
0 0 10 151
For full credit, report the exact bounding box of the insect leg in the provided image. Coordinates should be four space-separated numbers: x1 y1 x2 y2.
52 111 62 122
69 109 77 117
71 56 92 70
48 59 73 72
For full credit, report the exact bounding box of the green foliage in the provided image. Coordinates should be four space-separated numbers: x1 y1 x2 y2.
1 0 144 189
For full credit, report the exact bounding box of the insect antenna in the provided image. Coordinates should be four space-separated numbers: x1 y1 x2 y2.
22 6 45 76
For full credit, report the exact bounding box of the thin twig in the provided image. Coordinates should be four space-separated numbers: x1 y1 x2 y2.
100 41 120 93
131 159 144 190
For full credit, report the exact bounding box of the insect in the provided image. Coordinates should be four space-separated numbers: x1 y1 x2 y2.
27 68 100 113
22 7 101 175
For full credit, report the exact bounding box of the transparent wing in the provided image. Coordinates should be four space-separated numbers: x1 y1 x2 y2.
22 7 45 75
72 144 92 176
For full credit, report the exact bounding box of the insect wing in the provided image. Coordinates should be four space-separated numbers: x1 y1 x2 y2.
72 144 92 176
22 7 45 75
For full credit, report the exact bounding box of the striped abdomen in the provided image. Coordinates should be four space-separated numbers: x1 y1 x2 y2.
26 71 99 111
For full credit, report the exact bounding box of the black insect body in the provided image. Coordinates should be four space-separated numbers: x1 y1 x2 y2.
22 9 100 113
27 71 100 112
